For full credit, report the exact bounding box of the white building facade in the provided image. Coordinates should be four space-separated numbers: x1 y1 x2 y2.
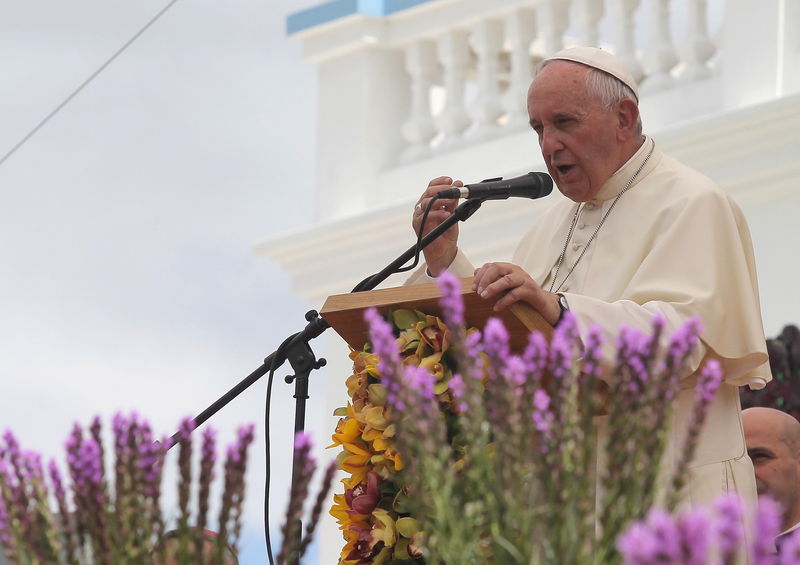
257 0 799 560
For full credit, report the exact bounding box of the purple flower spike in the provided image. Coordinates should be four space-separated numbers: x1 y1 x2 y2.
437 270 464 327
532 389 554 446
364 307 402 372
646 509 681 562
483 318 510 365
715 493 744 560
448 373 467 413
752 496 781 564
697 359 723 405
617 521 658 565
403 365 435 402
676 507 712 565
294 431 313 452
523 331 548 379
780 528 800 565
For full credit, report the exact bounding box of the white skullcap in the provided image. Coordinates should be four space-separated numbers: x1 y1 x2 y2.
544 47 640 102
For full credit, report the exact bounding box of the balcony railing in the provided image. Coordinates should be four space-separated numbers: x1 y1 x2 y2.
288 0 797 220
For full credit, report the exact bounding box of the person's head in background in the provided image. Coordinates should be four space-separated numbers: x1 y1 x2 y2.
743 406 800 533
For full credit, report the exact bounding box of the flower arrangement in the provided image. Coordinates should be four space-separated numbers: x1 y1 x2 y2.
330 270 732 564
328 305 464 563
0 413 253 564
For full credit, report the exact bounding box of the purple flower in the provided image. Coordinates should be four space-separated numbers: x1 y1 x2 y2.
780 528 800 565
483 317 510 366
581 325 605 380
294 431 313 452
618 521 659 564
365 307 401 370
697 359 723 406
715 493 744 559
532 389 553 438
676 507 712 565
437 270 464 327
646 509 682 562
403 365 435 402
448 373 467 413
505 355 526 388
522 331 548 381
752 496 781 565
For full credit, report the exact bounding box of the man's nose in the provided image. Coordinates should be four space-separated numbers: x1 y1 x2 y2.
539 128 563 157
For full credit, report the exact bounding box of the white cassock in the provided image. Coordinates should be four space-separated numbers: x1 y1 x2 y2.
408 136 771 513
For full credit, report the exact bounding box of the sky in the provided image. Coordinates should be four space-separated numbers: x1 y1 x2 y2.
0 0 323 562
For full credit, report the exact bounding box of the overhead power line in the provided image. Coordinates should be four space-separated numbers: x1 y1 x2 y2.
0 0 182 169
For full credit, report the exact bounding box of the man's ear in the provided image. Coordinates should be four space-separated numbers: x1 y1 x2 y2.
616 98 640 142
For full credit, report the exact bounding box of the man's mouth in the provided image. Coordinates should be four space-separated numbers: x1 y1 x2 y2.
556 164 574 176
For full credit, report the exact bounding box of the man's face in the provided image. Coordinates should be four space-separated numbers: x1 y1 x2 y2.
527 62 624 202
744 412 800 523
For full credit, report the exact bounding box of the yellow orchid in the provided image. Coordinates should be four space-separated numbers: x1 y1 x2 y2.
416 315 450 353
366 383 387 406
371 508 398 548
329 407 362 449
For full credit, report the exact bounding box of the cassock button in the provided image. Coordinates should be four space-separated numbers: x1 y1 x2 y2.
572 244 580 251
578 223 586 229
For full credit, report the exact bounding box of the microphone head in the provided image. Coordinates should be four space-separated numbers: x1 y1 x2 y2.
464 171 553 200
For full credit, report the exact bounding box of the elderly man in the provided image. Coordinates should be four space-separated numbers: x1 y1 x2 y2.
408 47 771 511
743 407 800 541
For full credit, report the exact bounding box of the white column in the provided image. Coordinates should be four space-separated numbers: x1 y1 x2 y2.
679 0 716 82
467 19 505 141
401 40 439 162
313 47 408 220
503 8 537 129
610 0 644 84
640 0 678 93
539 0 571 56
574 0 604 47
435 29 472 150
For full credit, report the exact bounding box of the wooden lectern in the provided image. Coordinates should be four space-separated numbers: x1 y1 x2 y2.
320 277 553 352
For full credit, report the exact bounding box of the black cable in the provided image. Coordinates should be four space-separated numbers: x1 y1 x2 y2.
264 335 296 565
0 0 182 168
393 195 443 274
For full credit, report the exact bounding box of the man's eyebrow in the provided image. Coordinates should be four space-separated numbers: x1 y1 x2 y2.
528 118 540 129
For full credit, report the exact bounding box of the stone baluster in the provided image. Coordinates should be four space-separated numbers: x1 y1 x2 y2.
467 19 505 141
401 40 439 162
539 0 571 56
610 0 644 85
680 0 716 81
435 30 472 150
503 8 537 129
641 0 678 93
574 0 604 47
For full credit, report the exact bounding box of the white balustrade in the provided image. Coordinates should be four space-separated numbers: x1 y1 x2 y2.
467 19 506 141
401 40 439 162
610 0 645 84
539 0 571 55
503 8 538 129
680 0 716 81
293 0 742 174
435 30 472 150
574 0 604 48
641 0 679 93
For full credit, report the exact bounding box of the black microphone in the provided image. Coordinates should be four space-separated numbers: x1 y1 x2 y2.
436 172 553 201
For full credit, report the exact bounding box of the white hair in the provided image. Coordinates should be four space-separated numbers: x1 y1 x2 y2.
538 60 643 135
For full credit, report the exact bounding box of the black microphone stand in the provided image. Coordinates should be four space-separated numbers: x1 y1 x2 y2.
166 198 484 564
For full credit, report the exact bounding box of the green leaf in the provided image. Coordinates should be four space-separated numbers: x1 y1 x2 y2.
396 516 422 538
392 309 420 330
